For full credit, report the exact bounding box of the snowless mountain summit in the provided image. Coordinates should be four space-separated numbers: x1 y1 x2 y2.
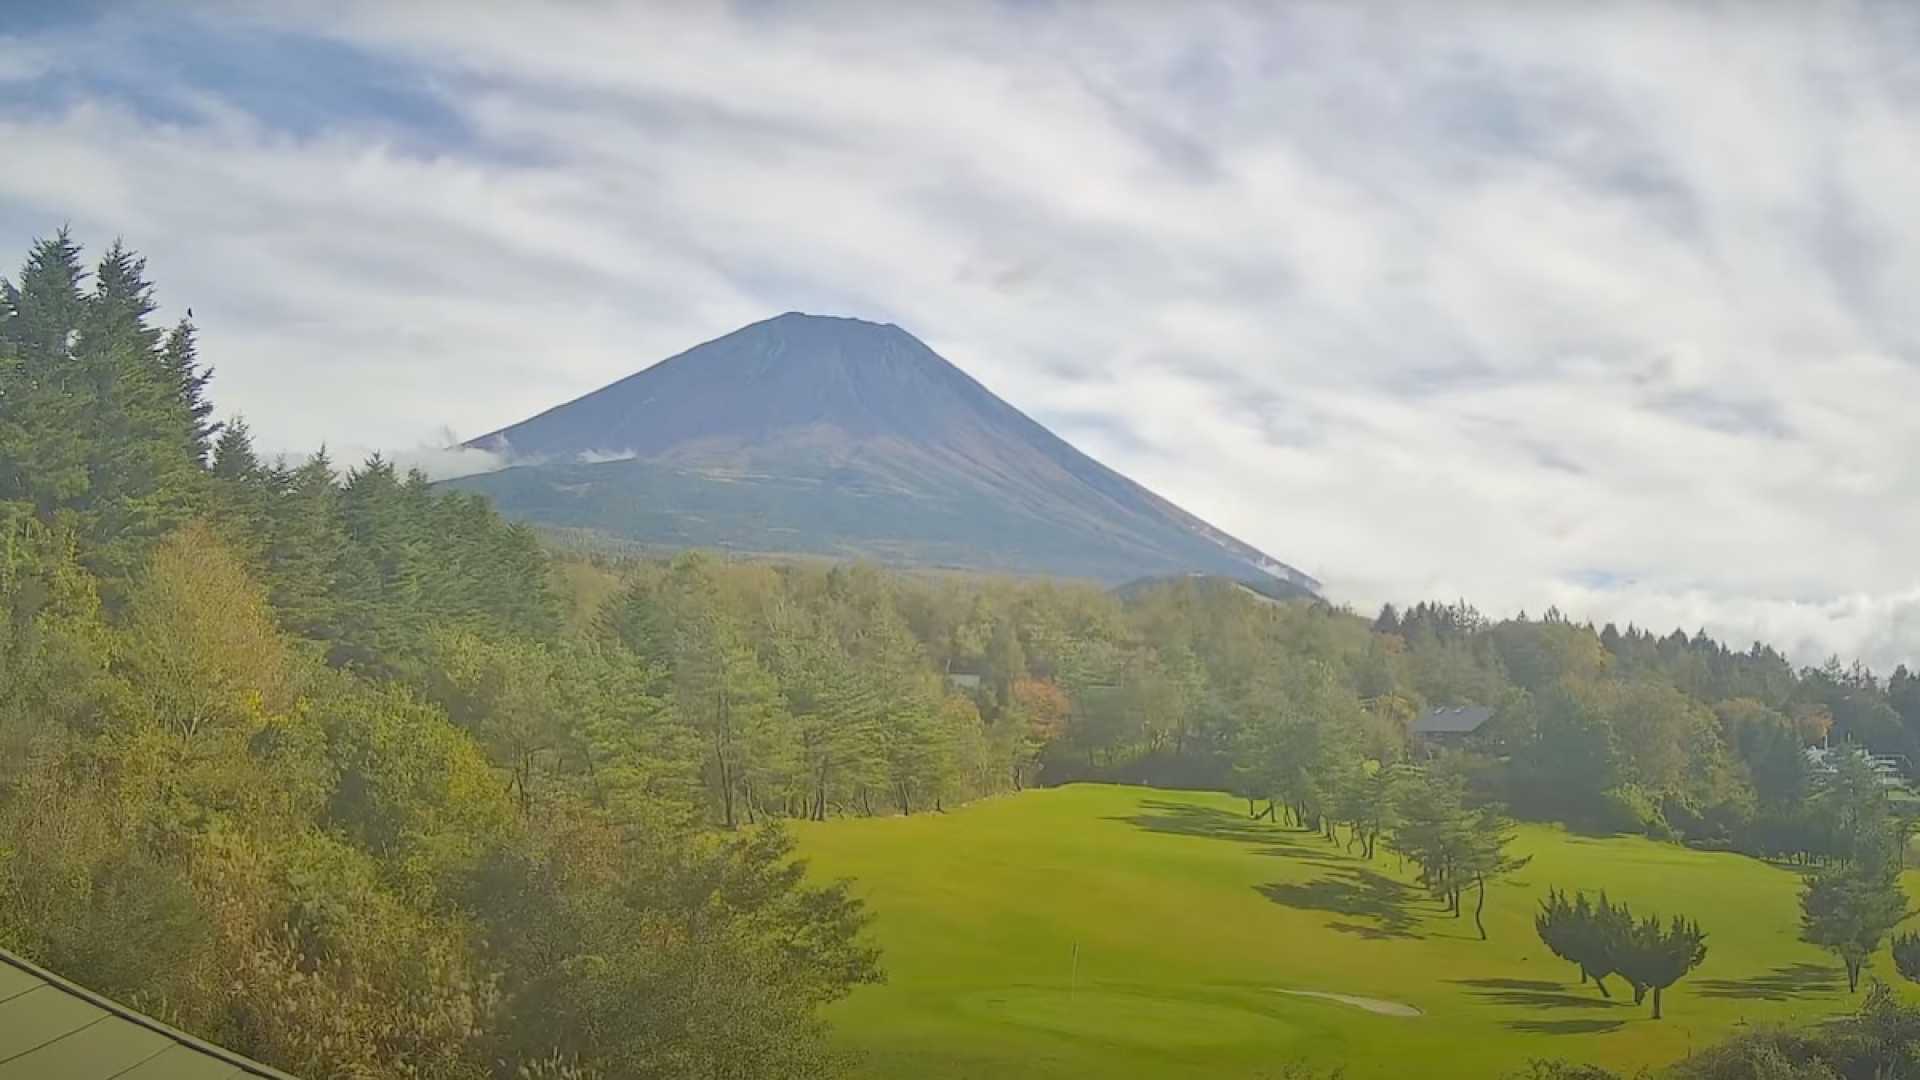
451 312 1318 592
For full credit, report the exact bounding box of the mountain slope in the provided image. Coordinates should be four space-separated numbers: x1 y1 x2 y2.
446 313 1316 591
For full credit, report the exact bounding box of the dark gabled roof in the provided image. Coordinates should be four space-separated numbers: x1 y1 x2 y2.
0 946 299 1079
1411 704 1494 735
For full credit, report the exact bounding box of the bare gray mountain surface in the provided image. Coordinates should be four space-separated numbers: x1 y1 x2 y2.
447 313 1316 590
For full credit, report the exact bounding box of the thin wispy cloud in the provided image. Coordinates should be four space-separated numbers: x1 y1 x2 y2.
4 1 1919 668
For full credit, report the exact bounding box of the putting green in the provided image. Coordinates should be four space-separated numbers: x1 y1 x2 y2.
955 988 1301 1047
795 783 1920 1079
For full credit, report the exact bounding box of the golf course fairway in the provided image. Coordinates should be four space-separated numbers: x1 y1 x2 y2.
796 783 1920 1079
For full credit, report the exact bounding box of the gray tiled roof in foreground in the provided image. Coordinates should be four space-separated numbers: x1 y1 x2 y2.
0 946 298 1080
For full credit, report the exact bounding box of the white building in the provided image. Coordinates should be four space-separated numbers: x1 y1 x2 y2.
1804 744 1909 789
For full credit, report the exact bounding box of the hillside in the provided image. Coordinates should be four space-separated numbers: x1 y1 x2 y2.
445 313 1317 590
798 784 1899 1080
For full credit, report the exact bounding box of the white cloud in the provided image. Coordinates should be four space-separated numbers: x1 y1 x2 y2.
388 442 510 482
5 2 1920 669
575 449 638 465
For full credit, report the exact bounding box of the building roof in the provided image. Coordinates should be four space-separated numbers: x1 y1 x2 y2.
0 946 298 1080
1411 704 1494 736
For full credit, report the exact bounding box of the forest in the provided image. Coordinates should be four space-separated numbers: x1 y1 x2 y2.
7 231 1920 1078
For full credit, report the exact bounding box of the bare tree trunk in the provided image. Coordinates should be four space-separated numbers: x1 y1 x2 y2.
715 686 736 828
714 733 735 828
582 748 602 804
1472 876 1488 940
1651 985 1663 1019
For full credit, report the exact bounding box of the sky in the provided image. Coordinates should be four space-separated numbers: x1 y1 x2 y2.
4 1 1920 670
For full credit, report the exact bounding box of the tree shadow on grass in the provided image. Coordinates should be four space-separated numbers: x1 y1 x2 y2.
1457 979 1627 1035
1508 1018 1626 1035
1256 866 1424 938
1326 921 1413 941
1697 962 1843 1001
1106 801 1342 864
1453 978 1625 1010
1108 800 1308 847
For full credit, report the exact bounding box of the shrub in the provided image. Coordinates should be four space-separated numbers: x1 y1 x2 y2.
1891 931 1920 982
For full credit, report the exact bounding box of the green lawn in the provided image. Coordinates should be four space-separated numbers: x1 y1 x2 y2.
794 784 1920 1079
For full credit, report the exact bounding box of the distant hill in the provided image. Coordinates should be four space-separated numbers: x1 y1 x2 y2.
444 312 1317 591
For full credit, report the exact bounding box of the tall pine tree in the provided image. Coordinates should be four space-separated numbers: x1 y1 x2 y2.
0 230 93 524
160 318 219 463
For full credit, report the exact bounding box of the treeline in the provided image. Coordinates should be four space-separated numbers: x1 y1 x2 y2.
939 585 1920 864
805 579 1918 866
0 232 883 1079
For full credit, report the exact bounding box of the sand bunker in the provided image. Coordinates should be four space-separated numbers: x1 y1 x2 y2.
1273 989 1422 1017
